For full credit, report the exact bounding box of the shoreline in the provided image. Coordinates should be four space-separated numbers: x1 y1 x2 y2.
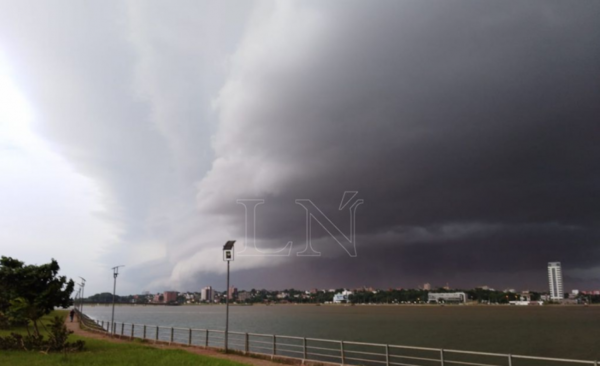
82 302 596 307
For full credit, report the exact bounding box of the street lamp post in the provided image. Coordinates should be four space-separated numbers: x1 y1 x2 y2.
223 240 235 352
110 265 124 335
79 277 86 314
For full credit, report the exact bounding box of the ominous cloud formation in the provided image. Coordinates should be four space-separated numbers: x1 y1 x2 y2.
0 1 599 294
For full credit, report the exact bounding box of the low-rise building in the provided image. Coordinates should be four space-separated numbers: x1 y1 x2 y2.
428 292 467 303
333 290 353 303
238 291 252 301
164 291 178 304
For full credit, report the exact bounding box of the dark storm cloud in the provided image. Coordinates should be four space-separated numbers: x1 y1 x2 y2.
207 225 600 292
1 0 598 293
194 0 600 290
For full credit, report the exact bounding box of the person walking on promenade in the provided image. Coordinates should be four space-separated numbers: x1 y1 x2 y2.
69 309 75 322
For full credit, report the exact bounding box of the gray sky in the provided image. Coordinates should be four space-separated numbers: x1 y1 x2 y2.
0 0 599 295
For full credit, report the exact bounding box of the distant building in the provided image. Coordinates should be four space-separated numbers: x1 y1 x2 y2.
228 286 238 300
333 293 346 303
182 292 196 303
428 292 467 303
238 291 252 301
201 286 213 302
509 301 543 306
423 283 431 291
333 290 353 303
153 293 163 303
548 262 564 300
164 291 178 304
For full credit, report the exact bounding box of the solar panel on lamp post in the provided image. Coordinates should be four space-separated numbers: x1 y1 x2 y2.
223 240 235 352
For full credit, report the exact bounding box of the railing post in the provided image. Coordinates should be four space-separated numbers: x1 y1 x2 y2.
121 322 124 336
189 328 192 346
131 324 134 340
101 320 104 330
273 335 277 358
170 327 174 344
440 349 445 366
113 322 116 335
245 333 249 354
303 337 307 361
155 326 159 343
205 329 209 347
143 324 146 340
385 345 390 366
508 354 512 366
340 341 345 365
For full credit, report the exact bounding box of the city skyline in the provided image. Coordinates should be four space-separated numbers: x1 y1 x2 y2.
91 261 600 298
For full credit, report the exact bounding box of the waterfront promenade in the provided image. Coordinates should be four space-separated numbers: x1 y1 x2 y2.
67 314 279 366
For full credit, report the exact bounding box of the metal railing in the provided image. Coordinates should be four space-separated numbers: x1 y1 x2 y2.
81 314 599 366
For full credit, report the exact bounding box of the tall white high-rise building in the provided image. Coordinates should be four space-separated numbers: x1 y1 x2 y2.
548 262 563 300
201 286 213 302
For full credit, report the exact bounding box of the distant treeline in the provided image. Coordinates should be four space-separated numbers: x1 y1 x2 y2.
77 288 580 305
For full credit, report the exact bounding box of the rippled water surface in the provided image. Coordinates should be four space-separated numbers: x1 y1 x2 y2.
83 304 600 360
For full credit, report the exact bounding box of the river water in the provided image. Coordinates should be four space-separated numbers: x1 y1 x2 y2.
82 304 600 360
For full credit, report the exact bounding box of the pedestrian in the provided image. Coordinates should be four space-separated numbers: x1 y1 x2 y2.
70 309 75 322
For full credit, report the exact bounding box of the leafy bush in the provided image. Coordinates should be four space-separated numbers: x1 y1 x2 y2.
0 312 8 329
0 311 29 329
0 316 85 352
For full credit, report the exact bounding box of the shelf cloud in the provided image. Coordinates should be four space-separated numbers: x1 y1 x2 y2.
1 0 599 293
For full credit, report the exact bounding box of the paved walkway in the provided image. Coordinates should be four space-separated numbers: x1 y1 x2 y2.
65 316 287 366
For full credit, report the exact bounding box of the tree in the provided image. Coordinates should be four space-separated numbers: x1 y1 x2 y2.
0 257 25 315
0 256 74 337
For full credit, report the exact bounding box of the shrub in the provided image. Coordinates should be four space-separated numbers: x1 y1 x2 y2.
0 316 85 352
0 311 28 329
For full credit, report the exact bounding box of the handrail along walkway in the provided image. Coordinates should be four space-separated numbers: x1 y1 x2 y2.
75 310 599 366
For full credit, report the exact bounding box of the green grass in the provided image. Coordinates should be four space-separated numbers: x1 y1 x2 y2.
0 338 250 366
0 310 65 337
0 311 250 366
